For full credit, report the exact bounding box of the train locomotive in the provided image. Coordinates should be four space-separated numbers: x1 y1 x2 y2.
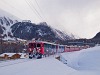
28 41 59 59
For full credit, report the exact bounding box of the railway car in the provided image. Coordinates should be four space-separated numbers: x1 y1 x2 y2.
64 45 86 52
28 41 65 59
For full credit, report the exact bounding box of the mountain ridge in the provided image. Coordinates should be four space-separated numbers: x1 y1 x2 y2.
0 9 76 43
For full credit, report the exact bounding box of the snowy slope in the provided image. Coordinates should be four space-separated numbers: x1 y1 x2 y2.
0 9 21 40
52 27 76 40
61 46 100 74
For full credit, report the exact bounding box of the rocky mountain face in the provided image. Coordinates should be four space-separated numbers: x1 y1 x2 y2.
11 22 75 42
0 17 19 40
0 9 20 40
91 32 100 44
0 16 18 26
92 32 100 39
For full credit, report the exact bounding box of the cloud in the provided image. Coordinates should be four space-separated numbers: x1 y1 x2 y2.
38 0 100 38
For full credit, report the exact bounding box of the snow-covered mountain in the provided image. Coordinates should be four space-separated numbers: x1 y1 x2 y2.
0 9 76 43
92 32 100 39
11 22 76 43
91 32 100 44
0 9 21 40
52 28 76 40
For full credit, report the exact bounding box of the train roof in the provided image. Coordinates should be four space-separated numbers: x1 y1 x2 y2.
28 40 68 46
28 40 58 45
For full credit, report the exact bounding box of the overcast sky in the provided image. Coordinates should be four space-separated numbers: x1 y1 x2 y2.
0 0 100 39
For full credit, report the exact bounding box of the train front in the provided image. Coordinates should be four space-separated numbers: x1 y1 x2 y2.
28 42 44 59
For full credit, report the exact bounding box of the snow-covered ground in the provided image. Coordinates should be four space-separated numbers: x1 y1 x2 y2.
0 57 77 75
0 46 100 75
61 46 100 75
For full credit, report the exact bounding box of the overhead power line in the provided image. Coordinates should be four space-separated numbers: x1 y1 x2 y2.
25 0 44 22
28 0 45 21
34 0 46 21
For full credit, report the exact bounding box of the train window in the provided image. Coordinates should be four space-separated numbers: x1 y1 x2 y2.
29 43 34 48
44 43 50 48
52 45 55 48
34 43 36 48
37 43 41 47
29 43 36 48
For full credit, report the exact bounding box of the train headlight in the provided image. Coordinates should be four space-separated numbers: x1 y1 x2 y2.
29 48 32 51
38 48 40 51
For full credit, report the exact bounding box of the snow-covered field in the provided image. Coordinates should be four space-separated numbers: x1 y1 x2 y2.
61 46 100 75
0 46 100 75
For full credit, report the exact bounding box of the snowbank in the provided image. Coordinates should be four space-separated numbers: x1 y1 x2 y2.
0 53 16 57
61 46 100 71
19 53 28 58
0 53 27 58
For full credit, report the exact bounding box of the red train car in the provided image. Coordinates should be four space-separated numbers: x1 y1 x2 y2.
28 41 60 59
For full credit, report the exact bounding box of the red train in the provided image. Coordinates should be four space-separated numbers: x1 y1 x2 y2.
28 41 89 59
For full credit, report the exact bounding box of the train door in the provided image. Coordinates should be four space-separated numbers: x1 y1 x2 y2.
34 43 44 59
28 43 36 59
36 43 44 55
